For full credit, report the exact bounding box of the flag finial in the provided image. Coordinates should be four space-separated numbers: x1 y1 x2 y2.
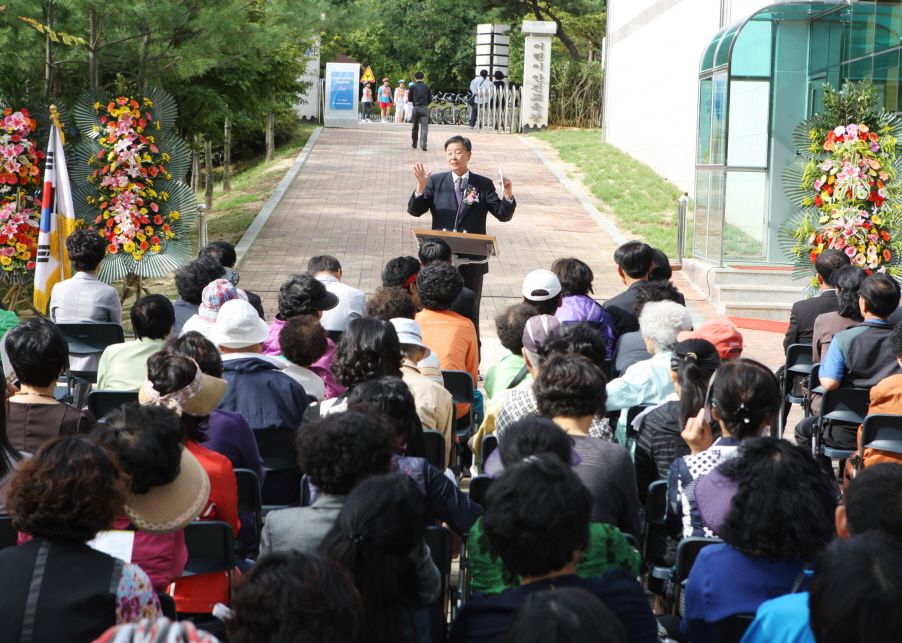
48 105 65 145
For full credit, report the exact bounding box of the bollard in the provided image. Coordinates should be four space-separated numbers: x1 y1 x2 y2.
197 203 208 250
676 193 689 267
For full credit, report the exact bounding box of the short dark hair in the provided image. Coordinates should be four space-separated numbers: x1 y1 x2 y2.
93 402 183 495
479 69 488 78
332 317 403 388
347 376 422 446
381 256 421 288
7 435 129 542
815 248 851 287
66 229 107 272
537 322 608 368
417 263 463 311
278 273 329 319
199 241 238 268
228 551 362 643
6 318 68 386
534 354 607 419
613 241 654 279
483 454 591 578
414 71 424 79
845 462 902 537
809 532 902 643
308 255 342 274
297 411 395 496
165 331 223 378
859 273 900 318
716 437 837 560
834 265 867 321
711 359 780 439
175 258 227 305
633 280 685 316
365 287 417 320
503 587 627 643
495 303 540 354
280 316 328 368
131 294 175 340
648 248 672 282
526 297 561 316
499 417 573 468
551 258 594 296
418 238 452 265
444 135 471 152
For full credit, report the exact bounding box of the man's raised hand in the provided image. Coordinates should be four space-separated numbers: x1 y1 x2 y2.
413 163 432 194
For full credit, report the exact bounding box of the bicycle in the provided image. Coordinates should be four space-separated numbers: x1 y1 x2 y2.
429 93 453 124
443 94 472 125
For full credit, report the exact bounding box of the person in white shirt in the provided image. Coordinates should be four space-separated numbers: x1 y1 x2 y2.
307 255 366 334
468 69 493 128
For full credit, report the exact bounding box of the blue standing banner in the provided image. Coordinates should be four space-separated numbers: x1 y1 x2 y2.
329 71 355 110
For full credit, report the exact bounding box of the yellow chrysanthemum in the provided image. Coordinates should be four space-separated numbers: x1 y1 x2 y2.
123 242 136 253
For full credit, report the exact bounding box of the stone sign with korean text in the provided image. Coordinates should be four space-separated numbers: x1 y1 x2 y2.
521 21 554 131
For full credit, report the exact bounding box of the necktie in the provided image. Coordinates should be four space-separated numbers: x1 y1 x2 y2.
455 176 462 207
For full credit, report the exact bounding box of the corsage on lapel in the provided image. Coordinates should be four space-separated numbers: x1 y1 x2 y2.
464 185 479 205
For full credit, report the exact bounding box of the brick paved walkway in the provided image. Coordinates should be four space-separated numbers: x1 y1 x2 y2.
239 124 790 382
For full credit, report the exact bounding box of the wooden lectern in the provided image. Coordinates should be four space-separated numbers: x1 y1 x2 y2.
412 229 499 266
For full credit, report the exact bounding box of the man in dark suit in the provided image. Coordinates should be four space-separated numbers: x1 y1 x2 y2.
408 135 515 323
602 241 655 336
783 248 850 350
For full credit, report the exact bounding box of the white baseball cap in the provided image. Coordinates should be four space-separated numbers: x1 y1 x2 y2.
522 270 562 301
390 318 432 358
208 299 270 348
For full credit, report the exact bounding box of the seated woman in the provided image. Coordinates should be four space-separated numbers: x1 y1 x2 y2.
180 278 248 339
467 416 640 596
551 257 617 356
140 351 239 614
503 587 627 643
347 376 482 534
277 315 328 401
667 359 780 539
98 294 175 391
260 411 395 555
681 438 837 643
5 317 96 453
319 474 442 643
0 435 160 640
227 551 362 643
812 265 866 363
533 353 640 536
634 338 721 503
94 403 211 592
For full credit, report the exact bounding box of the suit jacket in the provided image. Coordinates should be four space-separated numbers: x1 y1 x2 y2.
783 290 838 350
259 495 345 555
451 286 478 332
603 281 646 336
49 271 123 372
408 171 515 275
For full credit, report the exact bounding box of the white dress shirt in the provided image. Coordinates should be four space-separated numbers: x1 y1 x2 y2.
316 274 366 332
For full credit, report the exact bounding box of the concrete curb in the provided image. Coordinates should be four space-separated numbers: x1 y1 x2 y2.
235 126 323 267
517 135 630 246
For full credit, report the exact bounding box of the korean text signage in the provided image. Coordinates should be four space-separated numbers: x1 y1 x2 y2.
521 21 554 131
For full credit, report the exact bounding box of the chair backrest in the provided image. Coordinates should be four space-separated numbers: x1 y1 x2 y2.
182 520 236 577
156 592 177 620
253 428 300 472
423 430 446 471
441 371 476 405
713 614 755 643
55 323 125 354
820 386 872 427
0 515 15 551
645 480 668 527
234 469 263 535
784 343 814 386
468 475 493 506
674 537 722 580
86 390 139 420
424 524 452 640
861 414 902 456
481 434 498 464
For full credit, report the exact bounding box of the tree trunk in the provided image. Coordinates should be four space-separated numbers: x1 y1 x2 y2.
138 27 150 92
191 135 200 193
266 110 275 162
204 138 214 214
553 22 581 60
223 115 231 193
44 1 54 97
89 6 98 91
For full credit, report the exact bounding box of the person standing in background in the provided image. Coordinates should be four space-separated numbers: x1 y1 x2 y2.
378 78 393 122
492 70 505 89
409 72 431 151
468 69 493 128
394 80 409 124
360 82 373 122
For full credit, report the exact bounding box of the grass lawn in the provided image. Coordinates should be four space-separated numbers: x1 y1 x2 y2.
529 128 690 258
2 122 318 332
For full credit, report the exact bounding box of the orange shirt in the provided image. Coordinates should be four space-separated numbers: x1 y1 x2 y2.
416 308 478 418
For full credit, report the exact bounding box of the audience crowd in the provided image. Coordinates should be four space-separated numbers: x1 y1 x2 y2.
0 232 900 643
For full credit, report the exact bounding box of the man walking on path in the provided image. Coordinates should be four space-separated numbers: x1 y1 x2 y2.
468 69 493 128
409 72 431 151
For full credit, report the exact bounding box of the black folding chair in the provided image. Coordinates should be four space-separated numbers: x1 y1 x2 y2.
442 370 476 478
423 430 447 471
815 385 871 462
481 433 498 466
671 537 722 615
157 592 177 620
0 515 15 550
234 469 263 541
86 390 139 420
713 614 755 643
778 344 814 436
625 404 652 449
327 330 343 344
179 520 236 635
855 413 902 474
425 525 453 642
253 428 301 512
468 475 493 506
805 363 821 418
55 323 125 396
643 480 668 561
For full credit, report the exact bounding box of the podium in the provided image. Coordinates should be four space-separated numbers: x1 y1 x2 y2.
412 229 499 266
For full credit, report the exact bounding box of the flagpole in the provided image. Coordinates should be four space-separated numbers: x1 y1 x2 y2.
49 105 66 282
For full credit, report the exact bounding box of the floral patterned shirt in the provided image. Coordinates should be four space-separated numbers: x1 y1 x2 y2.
116 563 162 623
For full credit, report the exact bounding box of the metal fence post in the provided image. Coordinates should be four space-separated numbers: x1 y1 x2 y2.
197 203 208 250
676 194 688 264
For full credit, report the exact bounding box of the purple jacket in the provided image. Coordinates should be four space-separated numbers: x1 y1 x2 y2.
263 317 346 399
555 294 618 356
201 409 265 483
